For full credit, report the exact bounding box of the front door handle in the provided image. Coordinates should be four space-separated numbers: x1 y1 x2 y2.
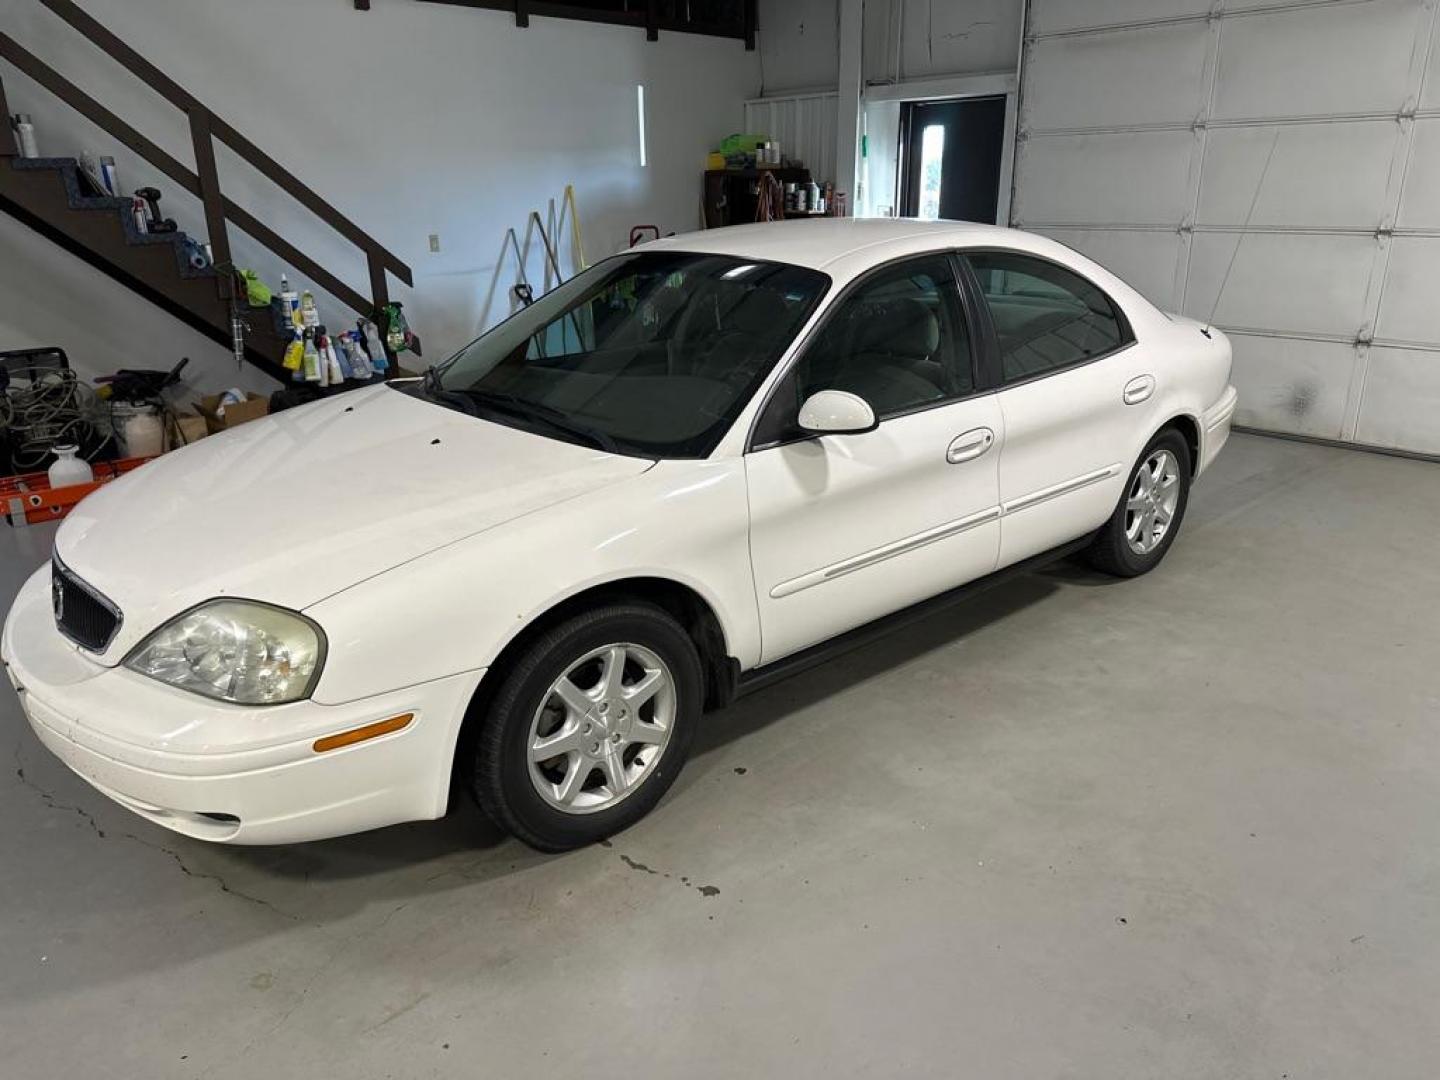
946 427 995 464
1123 375 1156 405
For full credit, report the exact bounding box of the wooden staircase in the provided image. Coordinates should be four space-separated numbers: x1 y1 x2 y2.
2 156 296 380
0 0 412 385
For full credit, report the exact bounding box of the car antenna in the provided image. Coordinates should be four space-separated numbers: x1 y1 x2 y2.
1205 126 1282 336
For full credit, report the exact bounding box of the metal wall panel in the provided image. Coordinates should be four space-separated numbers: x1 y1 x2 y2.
1373 238 1440 344
1023 23 1210 131
1186 233 1378 336
1015 130 1195 224
861 0 1024 85
744 93 840 186
1211 1 1425 120
1355 347 1440 453
1228 334 1355 437
1395 119 1440 228
1197 123 1396 228
757 0 839 93
1036 227 1184 310
1030 0 1211 36
1014 0 1440 454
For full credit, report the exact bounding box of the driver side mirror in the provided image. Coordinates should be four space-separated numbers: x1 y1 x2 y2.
797 389 878 436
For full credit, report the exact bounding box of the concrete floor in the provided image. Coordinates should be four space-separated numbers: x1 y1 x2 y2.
2 432 1439 1078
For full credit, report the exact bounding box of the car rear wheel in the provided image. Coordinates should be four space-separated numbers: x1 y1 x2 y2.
469 603 702 852
1085 428 1192 577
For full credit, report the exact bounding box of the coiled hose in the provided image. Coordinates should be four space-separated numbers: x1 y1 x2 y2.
0 367 112 473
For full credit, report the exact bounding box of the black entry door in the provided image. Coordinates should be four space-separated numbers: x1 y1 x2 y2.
899 96 1007 223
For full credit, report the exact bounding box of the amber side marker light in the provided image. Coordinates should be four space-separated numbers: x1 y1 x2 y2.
313 714 414 753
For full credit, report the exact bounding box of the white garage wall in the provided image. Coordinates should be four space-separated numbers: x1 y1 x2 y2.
1 0 759 391
1013 0 1440 455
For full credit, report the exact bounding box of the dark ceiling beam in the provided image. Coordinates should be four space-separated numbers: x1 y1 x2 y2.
359 1 747 44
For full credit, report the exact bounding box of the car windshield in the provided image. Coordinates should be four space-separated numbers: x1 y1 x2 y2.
419 251 829 457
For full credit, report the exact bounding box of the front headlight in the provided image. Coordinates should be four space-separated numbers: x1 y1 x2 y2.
125 601 325 705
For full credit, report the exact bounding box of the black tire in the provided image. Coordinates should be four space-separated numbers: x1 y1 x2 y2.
469 603 703 852
1085 427 1193 578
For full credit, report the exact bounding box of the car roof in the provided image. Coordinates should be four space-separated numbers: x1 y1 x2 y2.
645 218 1028 272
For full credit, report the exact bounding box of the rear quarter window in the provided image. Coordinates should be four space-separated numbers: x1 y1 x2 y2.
967 251 1131 383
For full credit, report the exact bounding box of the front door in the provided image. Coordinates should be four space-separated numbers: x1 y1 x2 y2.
745 253 1003 665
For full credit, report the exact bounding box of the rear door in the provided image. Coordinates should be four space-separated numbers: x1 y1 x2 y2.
745 253 1003 664
962 250 1151 566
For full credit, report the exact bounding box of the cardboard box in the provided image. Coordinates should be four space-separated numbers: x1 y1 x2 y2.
165 413 209 451
194 391 269 435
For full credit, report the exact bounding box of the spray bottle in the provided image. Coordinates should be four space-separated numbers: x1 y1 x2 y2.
362 319 390 374
279 274 300 330
301 329 322 383
345 331 373 379
317 327 344 384
283 327 304 373
329 330 354 380
385 302 409 354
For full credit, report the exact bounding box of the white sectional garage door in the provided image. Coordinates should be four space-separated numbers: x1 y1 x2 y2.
1011 0 1440 455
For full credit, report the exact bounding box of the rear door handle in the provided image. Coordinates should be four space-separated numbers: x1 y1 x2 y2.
1123 375 1156 405
946 427 995 464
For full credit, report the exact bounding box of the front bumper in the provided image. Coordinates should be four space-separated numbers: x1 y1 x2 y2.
3 566 484 844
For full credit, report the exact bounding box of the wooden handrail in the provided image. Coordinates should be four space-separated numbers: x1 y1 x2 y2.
36 0 410 285
0 32 376 317
14 0 411 331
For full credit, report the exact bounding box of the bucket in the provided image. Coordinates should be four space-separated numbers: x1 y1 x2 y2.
109 402 164 458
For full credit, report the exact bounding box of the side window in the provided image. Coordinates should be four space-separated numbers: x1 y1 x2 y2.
755 255 974 445
967 252 1130 383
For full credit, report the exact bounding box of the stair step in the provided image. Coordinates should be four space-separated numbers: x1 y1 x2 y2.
8 156 217 280
14 155 128 209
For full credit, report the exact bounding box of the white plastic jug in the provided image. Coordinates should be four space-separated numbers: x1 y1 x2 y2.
47 444 94 489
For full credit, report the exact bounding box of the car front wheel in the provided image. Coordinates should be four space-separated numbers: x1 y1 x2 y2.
469 603 703 851
1085 428 1192 577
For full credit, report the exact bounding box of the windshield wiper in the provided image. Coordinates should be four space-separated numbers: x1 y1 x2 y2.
420 366 479 416
459 389 620 454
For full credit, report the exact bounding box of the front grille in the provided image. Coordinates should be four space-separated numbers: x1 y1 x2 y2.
51 556 122 653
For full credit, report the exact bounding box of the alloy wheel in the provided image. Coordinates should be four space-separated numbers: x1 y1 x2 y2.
526 642 676 814
1124 448 1181 556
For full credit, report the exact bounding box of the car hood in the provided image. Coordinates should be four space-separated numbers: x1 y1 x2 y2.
56 385 654 663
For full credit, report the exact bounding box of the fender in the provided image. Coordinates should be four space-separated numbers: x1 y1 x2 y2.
305 458 760 705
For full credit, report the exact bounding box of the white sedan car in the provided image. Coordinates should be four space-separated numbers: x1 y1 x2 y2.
2 220 1236 851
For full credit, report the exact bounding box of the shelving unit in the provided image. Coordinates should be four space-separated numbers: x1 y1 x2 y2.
702 167 826 228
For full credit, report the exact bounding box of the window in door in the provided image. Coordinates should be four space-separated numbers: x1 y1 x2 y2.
754 254 974 447
967 251 1131 383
